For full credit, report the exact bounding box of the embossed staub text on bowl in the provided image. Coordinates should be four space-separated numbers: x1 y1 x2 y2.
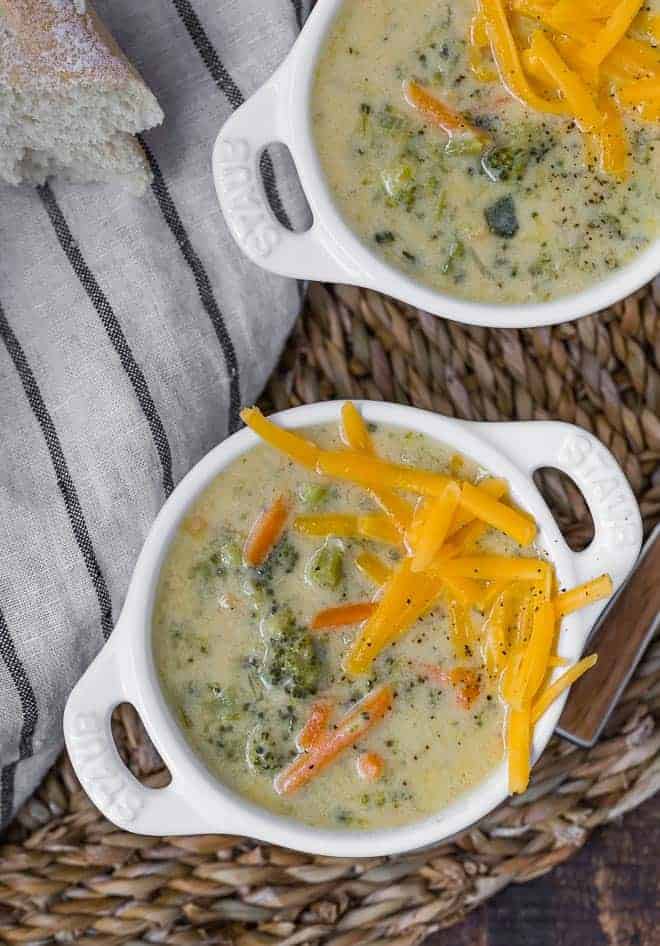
64 403 642 856
212 0 660 329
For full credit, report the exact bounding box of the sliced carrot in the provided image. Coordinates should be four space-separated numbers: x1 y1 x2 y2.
241 407 319 469
404 80 490 143
311 602 377 631
243 494 289 567
554 574 613 618
274 685 393 795
356 751 385 782
355 551 392 588
531 654 598 723
297 699 333 750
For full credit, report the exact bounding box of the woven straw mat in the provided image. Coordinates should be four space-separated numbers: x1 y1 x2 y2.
1 281 659 946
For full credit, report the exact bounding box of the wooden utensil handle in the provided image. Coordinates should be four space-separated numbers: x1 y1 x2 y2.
558 529 660 747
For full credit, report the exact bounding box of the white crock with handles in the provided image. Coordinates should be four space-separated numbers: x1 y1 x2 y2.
64 402 642 857
211 0 660 330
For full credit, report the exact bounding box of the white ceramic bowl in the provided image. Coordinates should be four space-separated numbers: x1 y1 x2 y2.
212 0 660 329
64 402 642 856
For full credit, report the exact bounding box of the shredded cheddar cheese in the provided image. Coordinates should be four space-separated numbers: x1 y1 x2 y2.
243 403 611 796
468 0 660 181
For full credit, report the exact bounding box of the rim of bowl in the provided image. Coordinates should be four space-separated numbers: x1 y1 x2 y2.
283 0 660 329
123 401 587 857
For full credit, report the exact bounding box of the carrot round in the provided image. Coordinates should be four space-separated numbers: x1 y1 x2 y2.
311 602 377 631
243 494 289 567
297 699 333 750
356 751 385 782
273 685 393 795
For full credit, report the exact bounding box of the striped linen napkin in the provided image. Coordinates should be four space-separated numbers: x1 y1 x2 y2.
0 0 311 829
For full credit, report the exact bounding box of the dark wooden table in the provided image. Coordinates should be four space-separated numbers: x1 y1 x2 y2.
428 797 660 946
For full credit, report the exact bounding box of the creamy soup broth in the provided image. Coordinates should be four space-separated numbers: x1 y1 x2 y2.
153 424 515 830
311 0 660 303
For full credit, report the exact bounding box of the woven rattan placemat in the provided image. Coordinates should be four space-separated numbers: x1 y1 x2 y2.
1 282 659 946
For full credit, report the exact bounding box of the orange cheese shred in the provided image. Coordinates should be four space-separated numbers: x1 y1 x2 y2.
480 0 569 114
526 32 602 132
581 0 645 67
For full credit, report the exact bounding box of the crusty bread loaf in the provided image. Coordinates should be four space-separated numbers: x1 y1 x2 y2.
0 0 164 193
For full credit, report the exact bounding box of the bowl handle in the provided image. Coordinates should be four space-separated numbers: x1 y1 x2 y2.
473 420 643 629
63 637 213 835
212 65 357 283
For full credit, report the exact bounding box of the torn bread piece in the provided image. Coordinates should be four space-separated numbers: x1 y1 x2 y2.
0 0 164 194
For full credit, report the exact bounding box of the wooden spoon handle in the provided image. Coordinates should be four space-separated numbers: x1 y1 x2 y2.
557 525 660 747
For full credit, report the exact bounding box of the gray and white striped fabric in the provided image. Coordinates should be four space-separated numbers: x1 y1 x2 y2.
0 0 312 829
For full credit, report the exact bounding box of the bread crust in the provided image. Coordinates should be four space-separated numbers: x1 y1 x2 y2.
0 0 163 191
0 0 146 89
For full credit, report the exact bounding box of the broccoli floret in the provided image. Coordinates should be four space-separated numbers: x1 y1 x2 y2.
298 482 330 507
441 238 465 275
444 136 484 157
261 608 321 698
485 195 519 238
381 164 417 210
204 683 241 720
376 104 409 132
255 534 299 582
190 535 242 585
308 542 344 590
481 146 529 182
218 538 242 568
245 724 284 772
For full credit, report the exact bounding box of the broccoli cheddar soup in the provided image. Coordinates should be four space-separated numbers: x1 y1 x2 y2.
312 0 660 304
153 405 609 830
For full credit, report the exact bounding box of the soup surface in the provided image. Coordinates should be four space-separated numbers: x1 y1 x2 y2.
312 0 660 304
154 423 512 829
